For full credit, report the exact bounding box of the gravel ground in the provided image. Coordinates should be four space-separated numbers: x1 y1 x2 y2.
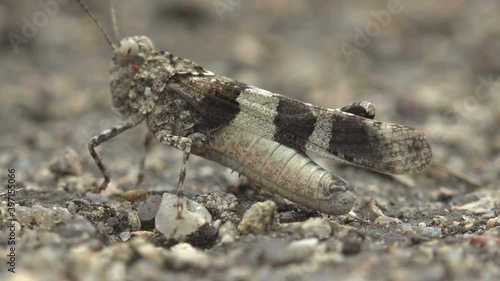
1 1 499 281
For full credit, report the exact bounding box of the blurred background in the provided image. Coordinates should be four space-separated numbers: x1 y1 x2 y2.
1 1 499 280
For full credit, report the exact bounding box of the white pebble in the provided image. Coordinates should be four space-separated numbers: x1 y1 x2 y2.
119 231 131 241
155 193 212 240
288 238 320 259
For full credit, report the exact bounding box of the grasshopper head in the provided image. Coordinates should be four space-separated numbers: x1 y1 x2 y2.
110 36 155 117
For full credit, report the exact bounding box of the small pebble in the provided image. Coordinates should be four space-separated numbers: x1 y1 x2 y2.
123 189 148 202
375 216 402 225
218 221 239 242
48 148 81 177
359 197 385 221
486 217 499 229
128 211 141 231
169 243 210 270
288 238 320 260
238 200 276 235
220 234 235 244
155 193 212 240
431 216 447 227
299 217 332 240
397 224 443 238
137 194 162 221
120 231 131 241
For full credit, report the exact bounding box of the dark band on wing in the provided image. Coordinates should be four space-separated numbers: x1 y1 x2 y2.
198 80 248 126
328 115 382 163
273 99 317 152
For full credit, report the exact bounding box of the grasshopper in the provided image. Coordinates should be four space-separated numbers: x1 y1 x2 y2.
78 1 432 218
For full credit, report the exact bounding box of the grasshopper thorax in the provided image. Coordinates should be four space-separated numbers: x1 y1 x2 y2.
110 36 155 118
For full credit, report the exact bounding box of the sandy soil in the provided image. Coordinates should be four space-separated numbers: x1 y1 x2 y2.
0 1 499 281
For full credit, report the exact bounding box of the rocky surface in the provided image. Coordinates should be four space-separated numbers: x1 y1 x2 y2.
1 1 499 281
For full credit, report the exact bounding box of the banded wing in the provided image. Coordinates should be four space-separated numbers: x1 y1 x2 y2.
167 74 432 175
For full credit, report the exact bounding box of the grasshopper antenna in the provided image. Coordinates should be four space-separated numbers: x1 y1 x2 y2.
76 0 117 50
110 0 120 42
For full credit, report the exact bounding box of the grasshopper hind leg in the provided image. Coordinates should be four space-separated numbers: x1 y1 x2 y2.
340 101 376 119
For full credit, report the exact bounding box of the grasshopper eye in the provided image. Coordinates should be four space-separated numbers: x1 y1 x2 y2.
116 36 155 61
117 38 139 58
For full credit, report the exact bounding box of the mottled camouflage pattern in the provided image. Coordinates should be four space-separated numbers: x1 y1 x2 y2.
89 36 431 216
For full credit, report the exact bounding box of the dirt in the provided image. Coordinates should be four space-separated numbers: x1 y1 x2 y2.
0 1 499 281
